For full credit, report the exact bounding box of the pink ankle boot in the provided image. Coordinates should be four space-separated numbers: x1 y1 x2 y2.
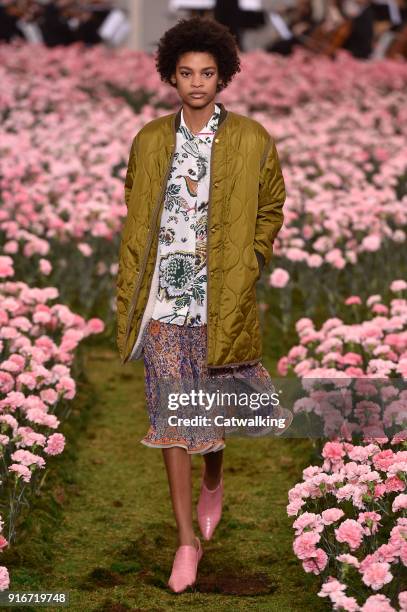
167 536 203 593
197 471 224 540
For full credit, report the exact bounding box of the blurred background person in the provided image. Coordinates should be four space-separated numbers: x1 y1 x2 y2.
39 0 113 46
371 0 407 57
0 0 42 41
1 0 406 59
168 0 214 18
38 1 76 46
340 0 375 58
214 0 266 51
266 0 374 59
0 0 26 41
372 0 406 24
168 0 266 50
266 0 352 58
0 0 120 46
266 0 321 56
64 0 112 46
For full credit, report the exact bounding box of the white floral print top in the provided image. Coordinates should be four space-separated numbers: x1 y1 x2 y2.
150 103 221 326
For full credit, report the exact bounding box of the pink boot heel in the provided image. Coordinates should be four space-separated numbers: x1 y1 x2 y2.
167 536 203 593
197 470 224 541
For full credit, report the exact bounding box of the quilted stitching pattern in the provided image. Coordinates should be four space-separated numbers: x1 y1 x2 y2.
116 108 286 368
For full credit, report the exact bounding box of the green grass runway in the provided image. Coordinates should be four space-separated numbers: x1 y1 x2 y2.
4 344 328 612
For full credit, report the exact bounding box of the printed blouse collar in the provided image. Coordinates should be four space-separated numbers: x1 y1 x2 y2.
179 102 221 141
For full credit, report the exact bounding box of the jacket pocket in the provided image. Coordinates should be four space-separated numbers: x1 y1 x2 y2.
252 247 264 282
244 245 259 285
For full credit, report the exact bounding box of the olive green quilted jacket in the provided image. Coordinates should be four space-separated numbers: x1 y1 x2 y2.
116 101 286 368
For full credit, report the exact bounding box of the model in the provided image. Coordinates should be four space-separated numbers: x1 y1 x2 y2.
116 15 286 594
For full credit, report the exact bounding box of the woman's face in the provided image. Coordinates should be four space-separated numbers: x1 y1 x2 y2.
171 51 222 108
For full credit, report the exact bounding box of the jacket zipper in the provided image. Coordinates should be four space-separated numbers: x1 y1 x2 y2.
121 121 177 364
206 111 230 368
205 110 262 371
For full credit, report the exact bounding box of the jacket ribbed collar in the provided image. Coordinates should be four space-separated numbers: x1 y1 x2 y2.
174 101 227 132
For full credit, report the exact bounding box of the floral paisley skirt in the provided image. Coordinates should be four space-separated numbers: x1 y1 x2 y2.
140 319 280 454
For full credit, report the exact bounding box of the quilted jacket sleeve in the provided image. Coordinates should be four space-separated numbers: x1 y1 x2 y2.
254 136 286 271
124 135 138 209
116 135 138 359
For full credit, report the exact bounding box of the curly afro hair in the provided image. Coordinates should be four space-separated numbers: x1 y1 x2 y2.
155 16 241 93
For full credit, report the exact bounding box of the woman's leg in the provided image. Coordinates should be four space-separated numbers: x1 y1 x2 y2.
202 448 224 489
162 446 199 549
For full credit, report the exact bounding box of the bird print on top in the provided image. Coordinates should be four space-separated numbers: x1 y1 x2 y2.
150 103 221 326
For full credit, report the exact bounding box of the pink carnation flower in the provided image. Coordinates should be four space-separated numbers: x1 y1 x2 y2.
322 441 345 462
44 433 65 455
39 259 52 275
372 449 395 471
373 482 386 497
269 267 290 288
335 519 364 550
293 531 320 559
336 553 360 568
277 356 289 375
345 296 362 306
392 493 407 512
375 543 399 564
0 566 10 591
390 280 407 293
86 318 105 334
399 591 407 611
341 352 363 366
302 548 328 574
384 476 405 493
361 594 396 612
321 508 345 525
8 463 32 482
334 595 360 611
287 498 306 516
318 577 346 598
357 512 382 535
293 512 324 535
0 536 8 551
11 449 45 468
361 561 393 591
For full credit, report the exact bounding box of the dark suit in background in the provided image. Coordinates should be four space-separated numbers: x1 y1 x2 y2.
342 4 375 58
214 0 266 50
0 6 25 41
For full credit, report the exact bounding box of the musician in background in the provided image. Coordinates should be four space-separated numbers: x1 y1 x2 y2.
372 0 407 25
38 1 76 46
167 0 215 19
0 1 25 41
67 1 111 45
267 0 349 56
266 0 320 55
214 0 266 51
371 0 407 57
267 0 375 59
0 0 43 41
340 0 375 58
0 0 114 47
372 0 394 46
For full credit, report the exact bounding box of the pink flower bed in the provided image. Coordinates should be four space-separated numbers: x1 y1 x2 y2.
0 43 406 323
278 280 407 379
0 269 104 589
2 42 406 113
281 281 407 609
288 434 407 611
